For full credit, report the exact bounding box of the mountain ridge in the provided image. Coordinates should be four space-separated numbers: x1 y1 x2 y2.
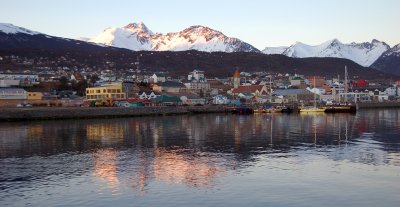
263 39 390 67
87 22 260 53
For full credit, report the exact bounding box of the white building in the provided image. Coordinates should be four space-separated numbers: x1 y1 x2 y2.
0 74 39 86
138 91 160 100
150 73 166 83
0 88 27 99
185 70 210 91
188 70 205 81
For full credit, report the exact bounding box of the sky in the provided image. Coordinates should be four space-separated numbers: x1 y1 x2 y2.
1 0 399 49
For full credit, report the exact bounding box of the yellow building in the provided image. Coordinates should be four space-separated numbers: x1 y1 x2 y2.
27 92 43 100
86 84 126 100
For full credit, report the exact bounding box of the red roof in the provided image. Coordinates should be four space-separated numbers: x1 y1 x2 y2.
126 98 152 103
231 85 265 94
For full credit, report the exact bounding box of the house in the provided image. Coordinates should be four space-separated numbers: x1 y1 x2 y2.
0 88 27 107
273 89 314 103
229 85 269 97
213 95 229 104
86 83 126 100
305 76 326 87
188 70 205 81
166 92 205 105
138 91 160 100
27 92 43 100
290 76 306 88
183 80 210 91
150 73 166 83
71 71 84 82
122 81 141 98
153 81 186 93
116 98 152 107
0 88 27 100
0 74 39 86
151 95 182 106
0 80 20 87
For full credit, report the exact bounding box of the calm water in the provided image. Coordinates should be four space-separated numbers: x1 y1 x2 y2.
1 110 400 207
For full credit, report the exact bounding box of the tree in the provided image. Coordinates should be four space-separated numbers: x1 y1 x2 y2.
89 74 100 85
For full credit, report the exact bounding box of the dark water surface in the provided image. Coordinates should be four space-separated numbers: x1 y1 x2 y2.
1 110 399 207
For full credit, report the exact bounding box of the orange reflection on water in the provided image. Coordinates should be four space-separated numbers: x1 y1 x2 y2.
86 124 124 143
93 149 119 191
153 149 224 188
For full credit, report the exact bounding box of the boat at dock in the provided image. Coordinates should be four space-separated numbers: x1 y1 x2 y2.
299 107 326 113
232 105 254 114
324 105 356 113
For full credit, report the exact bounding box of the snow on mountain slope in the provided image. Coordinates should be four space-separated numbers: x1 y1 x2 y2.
262 46 288 54
279 39 390 67
89 22 153 51
0 23 40 35
88 22 259 52
371 43 400 75
380 44 400 57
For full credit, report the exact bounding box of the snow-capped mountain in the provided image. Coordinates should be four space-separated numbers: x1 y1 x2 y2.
0 23 114 51
87 22 260 52
262 46 288 55
0 23 40 35
263 39 390 67
371 43 400 75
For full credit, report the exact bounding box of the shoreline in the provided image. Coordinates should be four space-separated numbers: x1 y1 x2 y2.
0 106 230 122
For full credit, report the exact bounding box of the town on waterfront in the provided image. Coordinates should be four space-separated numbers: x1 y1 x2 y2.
1 1 400 207
1 66 400 115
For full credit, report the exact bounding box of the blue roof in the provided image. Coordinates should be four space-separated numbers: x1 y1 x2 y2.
273 89 311 96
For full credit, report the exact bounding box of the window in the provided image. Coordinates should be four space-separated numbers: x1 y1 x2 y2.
117 89 121 93
107 89 111 93
103 89 106 93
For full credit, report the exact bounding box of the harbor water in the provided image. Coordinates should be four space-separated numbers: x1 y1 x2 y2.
1 109 400 206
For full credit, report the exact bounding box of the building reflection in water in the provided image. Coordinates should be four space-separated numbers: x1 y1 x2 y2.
93 149 120 192
1 110 400 194
153 149 224 188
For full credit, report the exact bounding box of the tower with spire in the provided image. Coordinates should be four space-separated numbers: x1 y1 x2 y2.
233 68 240 89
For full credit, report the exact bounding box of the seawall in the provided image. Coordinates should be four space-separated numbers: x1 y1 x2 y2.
356 102 400 109
0 106 229 121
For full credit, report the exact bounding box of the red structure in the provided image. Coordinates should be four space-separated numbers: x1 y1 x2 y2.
353 79 368 88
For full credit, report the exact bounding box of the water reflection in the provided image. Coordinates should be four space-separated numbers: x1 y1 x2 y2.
0 110 400 206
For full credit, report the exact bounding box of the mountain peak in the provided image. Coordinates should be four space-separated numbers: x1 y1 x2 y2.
123 22 153 35
280 39 390 66
0 23 39 35
88 22 259 53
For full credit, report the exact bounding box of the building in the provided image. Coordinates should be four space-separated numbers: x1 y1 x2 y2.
229 85 269 97
0 88 27 107
188 70 205 81
213 95 229 104
138 91 160 100
0 79 20 87
122 81 140 98
233 69 240 89
27 92 43 100
290 76 306 88
273 89 314 103
85 84 126 100
166 92 205 105
305 76 326 87
184 81 210 91
151 73 166 83
153 81 186 93
0 74 39 86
